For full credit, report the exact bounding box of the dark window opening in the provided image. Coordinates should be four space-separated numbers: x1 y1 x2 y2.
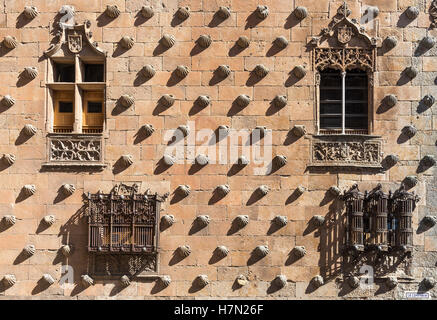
84 64 104 82
87 101 103 113
55 63 75 82
319 69 368 132
59 101 73 113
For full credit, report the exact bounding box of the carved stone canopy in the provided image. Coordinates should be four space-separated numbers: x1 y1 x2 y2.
309 2 380 73
44 18 106 57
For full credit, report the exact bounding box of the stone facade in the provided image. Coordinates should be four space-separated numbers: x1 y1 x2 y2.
0 0 436 300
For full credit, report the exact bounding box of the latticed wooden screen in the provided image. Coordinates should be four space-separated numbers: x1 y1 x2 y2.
343 184 419 254
85 183 168 254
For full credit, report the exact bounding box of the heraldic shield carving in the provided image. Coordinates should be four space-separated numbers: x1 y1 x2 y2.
337 26 353 45
68 34 82 53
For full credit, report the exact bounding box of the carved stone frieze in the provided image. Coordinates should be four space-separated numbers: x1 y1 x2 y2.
314 47 374 72
48 135 102 162
91 253 158 277
310 136 383 168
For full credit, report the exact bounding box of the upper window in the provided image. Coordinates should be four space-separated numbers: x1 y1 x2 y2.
320 69 368 134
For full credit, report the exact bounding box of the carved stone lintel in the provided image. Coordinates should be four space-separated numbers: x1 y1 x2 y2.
91 253 158 276
48 135 102 163
310 136 383 168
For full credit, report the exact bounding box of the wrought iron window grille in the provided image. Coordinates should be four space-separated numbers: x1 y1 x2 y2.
84 183 169 277
342 184 419 257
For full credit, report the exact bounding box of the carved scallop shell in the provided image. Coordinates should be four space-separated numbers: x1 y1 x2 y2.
3 35 18 49
1 95 15 107
160 275 171 287
294 246 306 258
60 244 72 257
161 34 176 48
2 274 16 287
423 215 437 228
141 65 156 78
176 7 190 20
423 94 435 108
236 274 248 286
81 274 94 287
254 245 269 258
386 154 399 167
293 65 307 79
42 274 55 285
105 5 120 18
218 6 231 19
162 154 176 166
385 94 398 107
423 277 436 289
312 275 324 288
235 215 249 228
296 185 306 195
254 64 269 78
3 215 16 226
348 276 360 289
274 95 287 108
256 185 270 196
254 126 267 137
217 65 231 78
23 67 38 80
2 153 16 166
235 94 251 108
177 125 190 137
161 94 175 108
24 244 36 256
119 94 134 108
195 275 209 287
273 215 288 227
176 184 191 196
405 66 418 79
196 215 210 227
294 6 308 20
177 245 191 257
274 275 287 288
196 95 210 108
386 276 398 289
24 6 39 19
256 5 269 19
236 36 250 49
313 215 326 226
216 184 230 197
423 155 436 167
403 125 417 138
141 6 154 19
197 34 211 48
161 214 175 227
274 36 288 49
422 36 436 49
175 65 189 78
120 275 130 287
141 124 155 136
329 186 341 197
384 36 398 49
216 245 229 258
120 154 133 166
404 175 418 188
23 124 37 136
43 215 56 226
23 184 36 197
61 183 75 196
195 154 209 166
291 125 306 137
237 155 249 166
273 155 287 167
120 36 135 49
405 6 419 20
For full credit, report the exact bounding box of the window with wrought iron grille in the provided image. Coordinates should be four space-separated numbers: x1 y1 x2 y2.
343 184 419 255
84 184 169 277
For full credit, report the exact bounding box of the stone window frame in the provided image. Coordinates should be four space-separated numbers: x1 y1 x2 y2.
41 19 107 170
307 3 383 169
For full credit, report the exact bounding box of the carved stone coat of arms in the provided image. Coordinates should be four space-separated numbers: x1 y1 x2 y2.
68 34 82 53
337 26 353 45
